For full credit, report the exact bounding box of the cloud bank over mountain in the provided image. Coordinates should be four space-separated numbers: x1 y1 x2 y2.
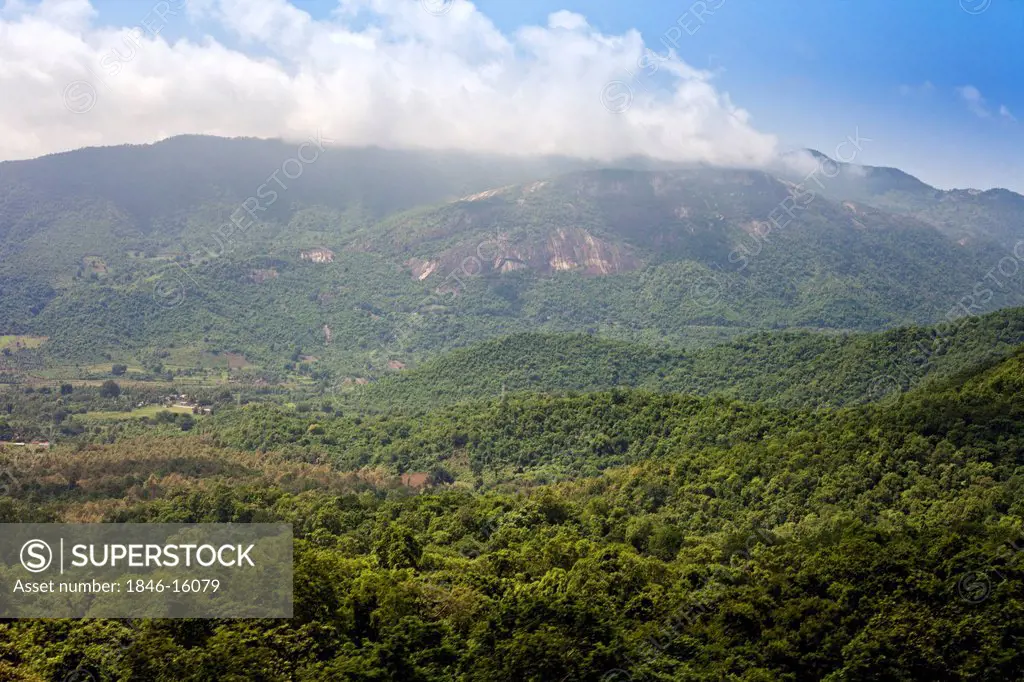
0 0 777 165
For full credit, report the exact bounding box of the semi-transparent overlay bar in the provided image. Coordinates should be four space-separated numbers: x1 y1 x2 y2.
0 524 293 618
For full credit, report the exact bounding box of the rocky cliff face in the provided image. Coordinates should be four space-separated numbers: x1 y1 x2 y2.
406 226 639 281
405 258 440 280
388 175 656 281
379 166 970 287
495 227 637 275
300 248 335 264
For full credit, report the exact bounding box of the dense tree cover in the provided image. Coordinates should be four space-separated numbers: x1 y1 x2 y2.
0 141 595 374
0 138 597 280
6 138 1024 679
5 140 1024 378
786 155 1024 247
2 349 1024 679
7 305 1024 452
0 384 234 443
374 166 1024 332
360 308 1024 408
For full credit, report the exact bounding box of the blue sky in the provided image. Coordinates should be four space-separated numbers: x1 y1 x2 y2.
41 0 1024 191
471 0 1024 191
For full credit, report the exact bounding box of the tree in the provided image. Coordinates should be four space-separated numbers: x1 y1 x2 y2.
428 466 455 486
99 380 121 399
371 523 422 569
59 384 74 395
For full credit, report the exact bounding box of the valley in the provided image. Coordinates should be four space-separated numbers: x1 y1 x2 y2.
3 137 1024 680
4 138 1024 397
3 2 1022 678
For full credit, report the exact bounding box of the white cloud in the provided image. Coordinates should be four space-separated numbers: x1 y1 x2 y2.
776 150 824 177
956 85 990 118
0 0 778 167
999 104 1017 122
776 147 869 180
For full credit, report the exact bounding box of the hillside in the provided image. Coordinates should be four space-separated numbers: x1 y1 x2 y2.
3 137 1024 385
4 3 1021 678
0 136 601 271
373 165 1018 297
778 150 1024 246
359 307 1024 409
0 137 598 331
3 344 1024 679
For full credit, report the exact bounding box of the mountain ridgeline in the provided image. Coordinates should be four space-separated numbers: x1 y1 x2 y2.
2 136 1024 386
4 136 1024 679
356 307 1024 409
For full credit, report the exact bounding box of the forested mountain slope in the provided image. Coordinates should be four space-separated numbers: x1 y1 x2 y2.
2 343 1023 679
359 307 1024 408
3 137 1024 381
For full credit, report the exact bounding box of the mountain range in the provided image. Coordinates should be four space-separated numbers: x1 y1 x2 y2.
3 135 1024 389
5 136 1024 680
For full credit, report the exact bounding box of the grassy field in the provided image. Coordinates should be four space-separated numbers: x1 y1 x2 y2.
79 404 198 421
0 335 47 351
83 363 146 374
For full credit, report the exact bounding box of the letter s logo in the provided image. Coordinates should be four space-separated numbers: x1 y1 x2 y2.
20 539 53 573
